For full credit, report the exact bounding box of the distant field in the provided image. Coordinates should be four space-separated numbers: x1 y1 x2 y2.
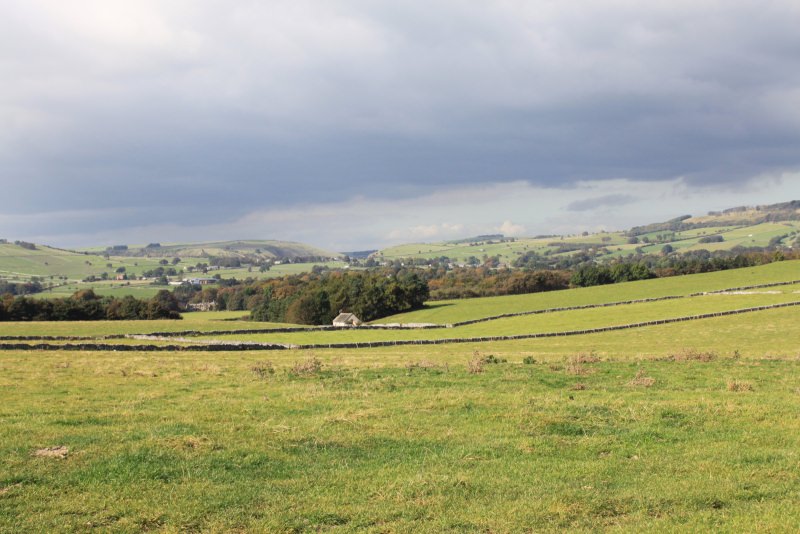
0 243 167 282
375 220 799 263
218 261 352 280
378 260 800 324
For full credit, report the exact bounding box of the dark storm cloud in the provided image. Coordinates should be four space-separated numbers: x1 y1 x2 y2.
566 194 638 212
2 1 800 242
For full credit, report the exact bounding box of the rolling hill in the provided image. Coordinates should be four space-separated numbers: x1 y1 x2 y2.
374 201 800 264
81 239 341 260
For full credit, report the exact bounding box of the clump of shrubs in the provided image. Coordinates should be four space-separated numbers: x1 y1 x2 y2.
522 356 537 365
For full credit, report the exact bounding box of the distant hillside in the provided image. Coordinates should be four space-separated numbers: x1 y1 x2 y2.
627 200 800 236
445 234 505 245
87 240 341 260
0 241 166 282
0 239 343 295
374 200 800 264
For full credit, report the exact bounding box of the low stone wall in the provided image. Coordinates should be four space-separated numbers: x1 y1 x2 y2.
3 300 798 352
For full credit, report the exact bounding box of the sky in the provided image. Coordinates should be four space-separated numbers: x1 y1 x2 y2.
2 0 800 252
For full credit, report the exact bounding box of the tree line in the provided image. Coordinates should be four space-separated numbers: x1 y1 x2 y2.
0 279 44 296
0 290 181 321
174 270 429 325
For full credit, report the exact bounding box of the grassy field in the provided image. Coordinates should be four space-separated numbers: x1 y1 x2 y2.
2 264 800 531
378 260 800 324
0 243 167 282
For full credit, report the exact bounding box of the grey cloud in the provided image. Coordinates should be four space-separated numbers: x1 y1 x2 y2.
2 1 800 245
566 194 639 212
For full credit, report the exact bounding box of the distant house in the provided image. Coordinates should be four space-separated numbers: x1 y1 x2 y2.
333 312 363 327
185 277 217 286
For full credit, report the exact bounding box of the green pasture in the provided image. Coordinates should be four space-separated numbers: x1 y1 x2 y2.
378 237 558 263
2 334 800 530
3 262 800 531
217 261 351 280
379 260 800 324
684 222 799 251
0 311 258 338
0 243 168 282
185 291 800 345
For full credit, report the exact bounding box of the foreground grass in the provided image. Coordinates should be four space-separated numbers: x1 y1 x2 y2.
1 347 799 532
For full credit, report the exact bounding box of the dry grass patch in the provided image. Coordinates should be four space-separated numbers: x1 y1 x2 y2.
0 483 22 496
668 349 718 362
628 369 656 387
405 360 444 372
564 351 601 376
163 435 216 452
467 351 507 374
571 351 601 364
726 379 754 392
291 356 323 376
467 355 485 374
33 446 69 459
250 360 275 379
196 363 223 375
566 361 590 376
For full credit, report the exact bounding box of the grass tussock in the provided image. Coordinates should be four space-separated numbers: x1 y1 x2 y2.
250 361 275 379
522 356 537 364
668 348 718 362
468 351 507 374
628 369 656 387
566 361 590 376
726 379 754 392
163 435 216 452
566 352 600 375
405 360 445 372
291 356 323 376
467 355 485 374
571 350 601 364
